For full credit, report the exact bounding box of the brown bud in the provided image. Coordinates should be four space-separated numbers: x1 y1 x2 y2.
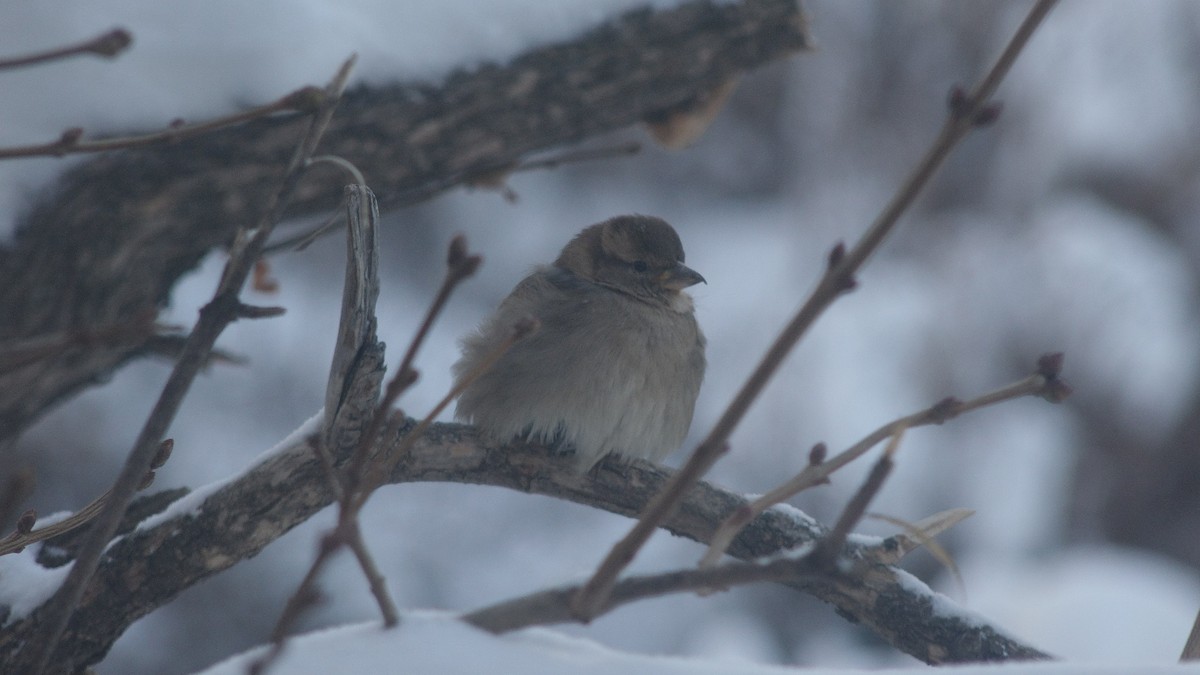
447 235 469 268
16 510 37 534
56 128 84 155
973 102 1003 127
827 242 846 268
90 28 133 57
152 438 174 469
947 85 969 117
929 397 964 424
1037 352 1065 378
1042 378 1073 403
809 442 827 465
253 259 280 294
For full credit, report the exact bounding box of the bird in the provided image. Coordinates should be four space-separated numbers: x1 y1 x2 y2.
453 214 707 471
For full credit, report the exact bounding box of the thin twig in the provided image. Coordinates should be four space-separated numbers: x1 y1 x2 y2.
571 0 1061 620
254 187 393 675
1182 607 1200 661
342 236 482 498
0 468 34 532
249 536 334 675
0 310 158 374
23 56 357 675
0 86 324 161
0 440 172 556
0 28 131 71
261 142 642 256
810 430 903 569
700 360 1069 567
344 523 399 625
357 317 540 505
257 310 534 672
466 549 828 635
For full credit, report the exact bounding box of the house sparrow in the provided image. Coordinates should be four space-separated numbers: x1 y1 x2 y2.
453 215 706 471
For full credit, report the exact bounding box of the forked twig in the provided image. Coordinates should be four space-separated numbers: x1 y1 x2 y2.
466 548 828 635
0 441 173 556
810 429 904 569
357 316 540 504
341 235 482 500
258 214 533 675
700 356 1071 567
23 55 358 675
570 0 1061 620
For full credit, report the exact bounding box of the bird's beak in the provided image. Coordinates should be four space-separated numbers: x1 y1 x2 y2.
660 263 706 291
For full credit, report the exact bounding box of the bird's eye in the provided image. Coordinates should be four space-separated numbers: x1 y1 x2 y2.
632 260 648 273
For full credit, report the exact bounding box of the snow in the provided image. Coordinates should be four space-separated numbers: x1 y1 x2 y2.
0 0 709 238
961 546 1200 664
194 612 1200 675
5 0 1200 673
197 612 809 675
0 546 72 625
132 410 324 534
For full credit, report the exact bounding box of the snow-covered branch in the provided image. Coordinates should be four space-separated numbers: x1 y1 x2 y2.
0 420 1049 672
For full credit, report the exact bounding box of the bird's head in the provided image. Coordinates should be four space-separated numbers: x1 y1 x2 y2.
555 214 705 308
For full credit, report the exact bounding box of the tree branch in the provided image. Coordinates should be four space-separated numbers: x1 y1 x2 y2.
0 0 811 445
569 0 1059 620
0 419 1049 672
19 55 358 675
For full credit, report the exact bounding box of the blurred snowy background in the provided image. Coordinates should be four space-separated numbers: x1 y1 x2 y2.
5 0 1200 672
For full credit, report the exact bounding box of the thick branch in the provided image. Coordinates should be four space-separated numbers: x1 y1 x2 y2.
0 0 811 444
0 421 1047 672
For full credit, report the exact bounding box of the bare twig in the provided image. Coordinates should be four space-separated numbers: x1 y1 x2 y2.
0 468 35 531
466 550 829 635
262 225 492 671
358 316 540 502
248 530 335 675
1182 607 1200 661
0 28 131 71
571 0 1060 619
344 522 398 625
0 440 172 557
810 430 903 569
342 235 482 500
0 86 324 160
700 358 1070 567
262 142 643 255
23 56 357 675
0 310 158 374
0 418 1052 667
255 187 394 675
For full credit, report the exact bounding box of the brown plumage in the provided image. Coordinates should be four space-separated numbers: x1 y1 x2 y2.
453 215 707 471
